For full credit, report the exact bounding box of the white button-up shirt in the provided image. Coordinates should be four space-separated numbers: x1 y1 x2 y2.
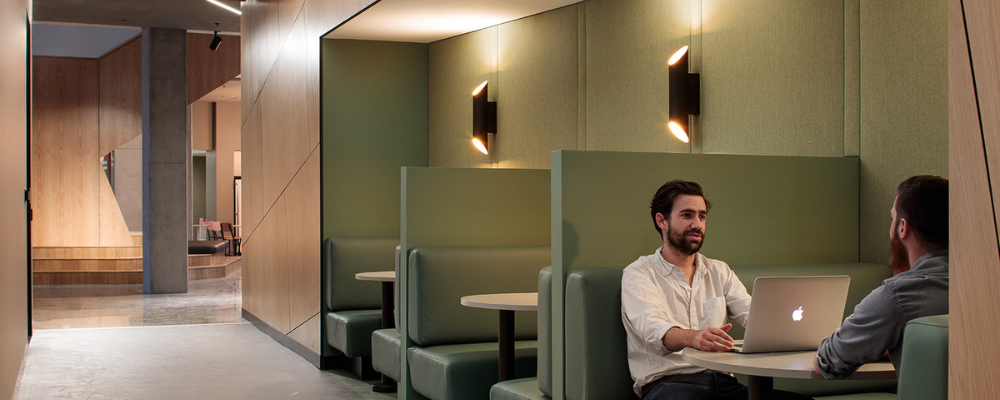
620 248 752 396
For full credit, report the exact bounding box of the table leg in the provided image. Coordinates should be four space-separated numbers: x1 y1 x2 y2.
372 281 397 393
746 375 773 400
499 310 515 381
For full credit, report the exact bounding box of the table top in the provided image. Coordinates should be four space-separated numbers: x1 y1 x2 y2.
355 271 396 282
681 341 896 380
460 293 538 311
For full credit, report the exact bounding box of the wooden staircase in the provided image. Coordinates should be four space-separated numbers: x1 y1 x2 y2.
32 245 240 285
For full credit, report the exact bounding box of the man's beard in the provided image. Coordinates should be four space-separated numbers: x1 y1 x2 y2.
666 225 704 256
889 228 910 275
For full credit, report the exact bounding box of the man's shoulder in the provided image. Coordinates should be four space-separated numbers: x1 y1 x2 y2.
696 253 733 272
624 253 658 274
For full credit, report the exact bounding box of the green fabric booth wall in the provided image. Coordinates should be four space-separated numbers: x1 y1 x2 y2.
405 246 550 400
323 236 399 358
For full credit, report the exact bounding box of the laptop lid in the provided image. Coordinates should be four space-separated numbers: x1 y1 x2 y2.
736 275 850 353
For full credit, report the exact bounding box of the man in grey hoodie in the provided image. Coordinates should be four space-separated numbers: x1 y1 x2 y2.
815 175 949 379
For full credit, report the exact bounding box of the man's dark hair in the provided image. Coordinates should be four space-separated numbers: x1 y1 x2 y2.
895 175 948 250
650 180 711 236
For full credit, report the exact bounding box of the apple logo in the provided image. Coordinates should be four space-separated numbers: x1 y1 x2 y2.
792 306 804 321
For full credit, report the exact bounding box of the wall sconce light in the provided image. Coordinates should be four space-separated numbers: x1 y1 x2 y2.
668 46 700 143
472 80 497 155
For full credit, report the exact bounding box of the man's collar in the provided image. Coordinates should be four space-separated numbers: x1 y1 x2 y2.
910 248 949 271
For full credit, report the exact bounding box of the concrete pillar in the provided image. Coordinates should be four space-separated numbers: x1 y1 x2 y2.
142 27 189 294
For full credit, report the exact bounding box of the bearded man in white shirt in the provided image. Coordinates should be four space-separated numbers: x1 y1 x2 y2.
621 180 811 400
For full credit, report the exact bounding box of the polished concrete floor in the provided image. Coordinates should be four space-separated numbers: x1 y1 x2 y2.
23 271 396 400
32 271 244 329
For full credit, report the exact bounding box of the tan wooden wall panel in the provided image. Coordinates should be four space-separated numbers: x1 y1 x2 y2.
187 33 241 104
97 164 135 245
949 0 1000 397
242 240 259 316
261 198 291 333
0 0 30 395
287 312 321 355
32 57 101 247
98 37 141 156
259 76 291 208
242 99 265 240
284 149 321 330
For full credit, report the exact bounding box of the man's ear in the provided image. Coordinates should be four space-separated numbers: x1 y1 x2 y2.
655 213 668 230
897 218 910 240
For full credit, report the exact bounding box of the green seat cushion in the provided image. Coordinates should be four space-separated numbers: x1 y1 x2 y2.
564 267 635 400
814 393 897 400
491 378 548 400
325 310 381 357
897 315 948 400
372 328 402 381
408 246 548 346
325 236 399 311
408 340 538 400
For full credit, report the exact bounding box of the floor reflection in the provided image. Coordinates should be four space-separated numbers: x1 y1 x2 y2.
32 270 243 329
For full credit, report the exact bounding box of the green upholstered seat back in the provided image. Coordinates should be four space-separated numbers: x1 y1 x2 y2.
727 263 891 340
324 236 400 311
564 267 634 400
407 246 550 347
537 267 552 397
898 314 948 400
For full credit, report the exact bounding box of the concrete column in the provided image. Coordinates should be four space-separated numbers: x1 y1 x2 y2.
142 27 189 294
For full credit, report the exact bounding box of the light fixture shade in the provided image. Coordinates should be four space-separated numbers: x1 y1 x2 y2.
209 33 223 51
472 80 497 154
668 47 700 143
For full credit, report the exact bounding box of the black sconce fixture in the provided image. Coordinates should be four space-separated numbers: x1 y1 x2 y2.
667 46 700 143
472 80 497 155
209 23 222 51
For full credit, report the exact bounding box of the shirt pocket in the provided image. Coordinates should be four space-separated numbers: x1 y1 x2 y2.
702 296 727 327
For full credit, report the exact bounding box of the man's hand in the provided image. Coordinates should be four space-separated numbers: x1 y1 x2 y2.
662 324 735 352
691 323 734 352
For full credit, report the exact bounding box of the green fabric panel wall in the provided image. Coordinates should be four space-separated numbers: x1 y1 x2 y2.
699 0 845 157
428 27 497 168
858 0 948 263
583 0 691 154
553 150 860 271
401 167 550 249
321 39 429 238
495 5 580 169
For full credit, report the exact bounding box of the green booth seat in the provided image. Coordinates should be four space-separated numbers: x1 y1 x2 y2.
405 246 550 400
323 236 399 362
488 266 552 400
409 341 539 400
372 328 402 381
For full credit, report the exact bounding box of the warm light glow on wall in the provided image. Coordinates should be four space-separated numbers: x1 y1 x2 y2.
473 80 488 96
668 46 689 66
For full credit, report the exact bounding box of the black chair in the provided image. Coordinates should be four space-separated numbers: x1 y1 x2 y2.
221 222 241 256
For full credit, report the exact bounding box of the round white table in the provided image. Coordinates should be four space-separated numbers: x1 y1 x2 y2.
460 293 538 381
355 271 396 392
682 341 896 400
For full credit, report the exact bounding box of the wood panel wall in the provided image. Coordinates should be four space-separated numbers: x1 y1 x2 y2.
241 0 373 359
188 33 241 104
949 0 1000 397
0 0 30 397
98 37 141 156
32 56 134 248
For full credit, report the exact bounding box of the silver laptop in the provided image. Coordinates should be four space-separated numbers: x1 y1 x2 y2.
731 276 850 353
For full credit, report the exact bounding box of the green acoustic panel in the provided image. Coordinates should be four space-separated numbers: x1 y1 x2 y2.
858 0 948 264
322 39 429 238
700 0 846 157
402 167 551 249
554 151 860 271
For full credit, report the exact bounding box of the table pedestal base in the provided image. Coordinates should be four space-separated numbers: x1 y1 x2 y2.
372 374 396 393
499 310 514 381
747 376 773 400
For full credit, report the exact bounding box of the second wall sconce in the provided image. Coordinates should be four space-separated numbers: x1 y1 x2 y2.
668 46 700 143
472 80 497 155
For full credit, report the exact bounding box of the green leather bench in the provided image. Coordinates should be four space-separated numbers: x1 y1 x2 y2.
491 263 902 400
380 246 550 400
322 236 399 374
